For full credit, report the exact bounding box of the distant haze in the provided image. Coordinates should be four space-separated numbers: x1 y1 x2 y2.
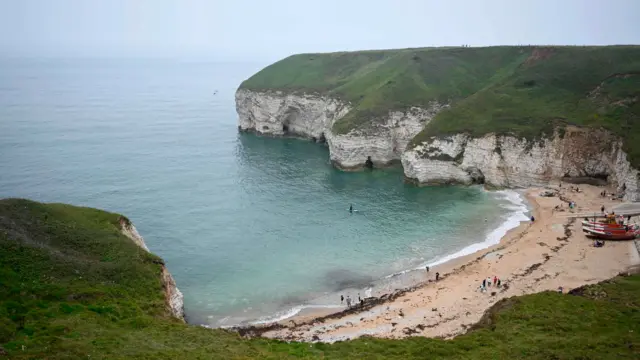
1 0 639 61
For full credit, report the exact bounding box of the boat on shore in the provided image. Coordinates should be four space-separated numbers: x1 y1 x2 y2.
582 213 639 240
584 227 639 240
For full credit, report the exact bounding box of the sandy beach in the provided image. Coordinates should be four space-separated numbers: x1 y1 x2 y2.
249 184 640 342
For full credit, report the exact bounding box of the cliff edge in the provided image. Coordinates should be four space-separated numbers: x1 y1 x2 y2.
236 46 640 199
119 216 185 321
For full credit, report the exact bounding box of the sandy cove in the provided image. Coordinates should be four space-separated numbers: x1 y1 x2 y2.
255 184 640 342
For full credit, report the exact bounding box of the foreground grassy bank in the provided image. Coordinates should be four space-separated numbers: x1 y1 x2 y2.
239 46 640 166
1 198 639 359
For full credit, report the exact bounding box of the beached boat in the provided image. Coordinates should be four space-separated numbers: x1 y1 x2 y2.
582 226 631 234
581 221 628 231
581 214 628 229
583 225 640 240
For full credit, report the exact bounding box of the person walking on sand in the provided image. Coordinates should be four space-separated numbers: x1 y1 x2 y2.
493 276 497 286
487 277 492 287
346 296 351 308
601 205 605 213
435 272 440 281
341 295 344 304
497 278 501 287
482 278 486 288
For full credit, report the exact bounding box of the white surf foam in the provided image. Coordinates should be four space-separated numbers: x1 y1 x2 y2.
425 190 529 267
239 190 530 327
383 190 529 278
248 304 344 326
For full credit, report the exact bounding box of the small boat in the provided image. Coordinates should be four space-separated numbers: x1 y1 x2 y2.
583 226 631 235
582 218 624 225
584 225 640 240
582 213 627 229
582 221 627 231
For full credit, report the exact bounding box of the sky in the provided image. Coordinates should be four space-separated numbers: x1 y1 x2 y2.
1 0 639 62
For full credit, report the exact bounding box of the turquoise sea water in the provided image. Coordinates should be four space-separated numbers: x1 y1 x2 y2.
0 58 528 326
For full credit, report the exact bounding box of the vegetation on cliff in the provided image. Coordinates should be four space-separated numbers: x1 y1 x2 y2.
2 198 640 359
239 46 640 166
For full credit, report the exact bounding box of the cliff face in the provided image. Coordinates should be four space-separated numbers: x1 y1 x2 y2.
402 127 639 201
236 89 446 169
236 90 639 200
327 104 448 169
236 89 350 140
120 219 185 321
236 46 640 198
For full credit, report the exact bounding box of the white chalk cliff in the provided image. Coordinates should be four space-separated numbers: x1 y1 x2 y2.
120 218 185 321
236 89 446 169
236 90 639 200
402 127 639 201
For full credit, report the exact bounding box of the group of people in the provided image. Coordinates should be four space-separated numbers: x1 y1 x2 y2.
341 293 364 308
479 276 501 293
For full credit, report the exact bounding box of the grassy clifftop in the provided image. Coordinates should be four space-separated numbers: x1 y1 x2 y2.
2 198 640 359
239 46 640 165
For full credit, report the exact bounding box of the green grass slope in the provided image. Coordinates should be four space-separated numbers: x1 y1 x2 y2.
239 46 640 165
2 198 640 359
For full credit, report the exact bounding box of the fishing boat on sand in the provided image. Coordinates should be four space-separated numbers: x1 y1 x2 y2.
581 213 639 239
583 226 640 240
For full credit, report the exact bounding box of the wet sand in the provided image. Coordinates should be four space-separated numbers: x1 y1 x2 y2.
255 185 639 342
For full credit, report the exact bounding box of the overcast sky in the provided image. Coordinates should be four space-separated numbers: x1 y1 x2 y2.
1 0 639 61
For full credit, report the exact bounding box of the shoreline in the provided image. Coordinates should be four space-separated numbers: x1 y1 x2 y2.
231 188 530 328
234 184 638 342
230 188 535 333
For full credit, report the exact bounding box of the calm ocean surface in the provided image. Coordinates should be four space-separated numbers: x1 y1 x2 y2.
0 58 528 326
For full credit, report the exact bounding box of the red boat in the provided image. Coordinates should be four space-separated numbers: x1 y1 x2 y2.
582 219 625 227
584 225 640 240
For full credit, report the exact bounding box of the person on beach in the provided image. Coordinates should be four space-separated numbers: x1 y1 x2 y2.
435 272 440 281
530 215 535 222
497 279 501 287
487 277 491 287
493 276 497 286
346 296 351 308
358 293 361 302
341 295 344 303
425 265 430 273
601 205 605 213
482 278 486 288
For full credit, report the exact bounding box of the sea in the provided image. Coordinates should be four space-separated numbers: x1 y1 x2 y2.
0 58 529 327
